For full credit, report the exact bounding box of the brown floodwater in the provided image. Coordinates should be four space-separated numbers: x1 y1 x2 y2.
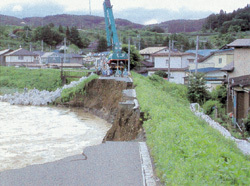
0 102 111 172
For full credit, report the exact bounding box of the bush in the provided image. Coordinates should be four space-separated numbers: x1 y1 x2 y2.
155 71 168 78
203 100 222 115
187 73 210 105
211 85 227 105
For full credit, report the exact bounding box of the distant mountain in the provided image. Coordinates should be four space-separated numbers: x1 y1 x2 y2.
149 19 206 33
0 14 206 33
0 14 144 29
0 14 23 26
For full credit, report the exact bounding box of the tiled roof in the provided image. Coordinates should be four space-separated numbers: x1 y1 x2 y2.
152 52 186 57
230 75 250 87
227 39 250 47
41 52 57 58
139 47 167 55
57 53 83 58
147 67 188 72
189 67 221 73
185 49 218 57
5 48 38 56
33 51 45 56
0 49 13 55
140 61 154 67
221 62 234 72
199 49 234 62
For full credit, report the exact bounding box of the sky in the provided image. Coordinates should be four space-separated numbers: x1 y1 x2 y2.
0 0 249 25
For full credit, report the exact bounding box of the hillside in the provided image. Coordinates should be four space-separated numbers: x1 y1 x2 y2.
0 14 23 26
0 14 144 30
150 19 206 33
203 6 250 33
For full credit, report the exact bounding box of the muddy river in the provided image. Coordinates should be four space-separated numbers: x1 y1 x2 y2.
0 102 111 172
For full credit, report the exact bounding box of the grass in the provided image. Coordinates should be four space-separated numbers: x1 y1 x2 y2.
132 72 250 185
60 74 98 103
0 66 89 92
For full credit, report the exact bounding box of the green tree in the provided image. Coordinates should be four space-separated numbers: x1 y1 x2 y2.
96 37 107 52
58 25 64 33
122 44 142 69
70 26 84 48
187 73 210 105
66 26 70 39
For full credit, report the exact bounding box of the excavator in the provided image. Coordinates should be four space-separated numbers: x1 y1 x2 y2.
103 0 128 74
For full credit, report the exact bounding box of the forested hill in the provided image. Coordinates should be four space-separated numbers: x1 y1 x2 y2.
150 19 206 33
0 14 144 29
203 6 250 33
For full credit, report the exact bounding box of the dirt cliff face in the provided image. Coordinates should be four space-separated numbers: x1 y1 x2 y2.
67 79 143 141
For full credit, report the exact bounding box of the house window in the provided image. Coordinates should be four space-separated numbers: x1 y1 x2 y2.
188 59 195 63
18 56 24 60
166 59 169 66
219 58 222 64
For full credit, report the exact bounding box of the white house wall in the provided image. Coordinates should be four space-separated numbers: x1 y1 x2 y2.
182 55 196 68
154 56 182 68
170 72 186 84
148 70 185 84
6 56 35 63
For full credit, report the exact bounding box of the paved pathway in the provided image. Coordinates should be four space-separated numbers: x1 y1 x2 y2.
0 142 156 186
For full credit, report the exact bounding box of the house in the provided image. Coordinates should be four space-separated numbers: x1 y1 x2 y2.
227 39 250 78
40 52 83 65
147 52 196 84
41 52 62 64
189 68 227 91
68 53 83 64
33 51 45 64
189 49 234 70
5 48 39 67
222 39 250 123
185 49 218 58
188 49 234 90
0 49 13 66
139 47 168 63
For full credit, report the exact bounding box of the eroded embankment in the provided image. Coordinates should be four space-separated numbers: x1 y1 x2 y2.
64 78 143 141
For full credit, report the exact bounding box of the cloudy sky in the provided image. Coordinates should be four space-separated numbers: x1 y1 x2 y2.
0 0 249 24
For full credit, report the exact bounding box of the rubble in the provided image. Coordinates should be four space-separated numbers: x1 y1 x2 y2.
0 76 90 106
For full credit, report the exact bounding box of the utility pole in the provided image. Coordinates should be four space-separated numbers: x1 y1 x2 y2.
195 35 199 74
168 40 171 81
41 40 44 52
61 38 66 83
137 34 141 51
128 36 130 74
30 42 32 51
64 38 66 63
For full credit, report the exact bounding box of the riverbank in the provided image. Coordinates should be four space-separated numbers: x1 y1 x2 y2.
132 73 250 185
60 76 143 141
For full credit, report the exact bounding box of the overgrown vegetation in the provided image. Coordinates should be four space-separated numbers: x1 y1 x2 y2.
202 85 250 139
133 72 250 185
187 73 210 105
60 74 98 103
